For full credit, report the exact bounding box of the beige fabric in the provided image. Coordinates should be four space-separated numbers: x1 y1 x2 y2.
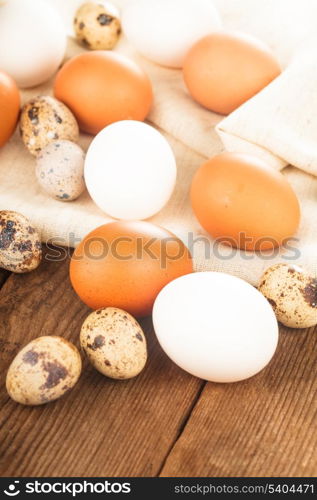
0 0 316 286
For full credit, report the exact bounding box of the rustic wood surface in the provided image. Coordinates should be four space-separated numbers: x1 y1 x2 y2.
0 247 316 477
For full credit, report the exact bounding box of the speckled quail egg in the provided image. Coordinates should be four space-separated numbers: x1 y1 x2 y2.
0 210 42 273
259 263 317 328
6 336 82 406
74 1 121 50
80 307 147 379
36 140 86 201
20 96 79 156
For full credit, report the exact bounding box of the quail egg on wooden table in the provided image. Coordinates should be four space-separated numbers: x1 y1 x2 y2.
0 210 42 273
20 96 79 156
36 140 86 201
80 308 147 379
6 336 82 406
259 264 317 328
74 1 121 50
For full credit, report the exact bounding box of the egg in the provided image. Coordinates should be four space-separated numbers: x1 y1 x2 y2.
6 336 82 406
74 1 121 50
122 0 222 68
153 272 279 383
20 96 79 156
70 221 193 317
54 51 153 135
80 307 147 379
0 71 20 148
85 121 176 220
0 0 66 88
0 210 42 273
259 264 317 328
190 152 300 251
183 31 281 114
36 140 85 202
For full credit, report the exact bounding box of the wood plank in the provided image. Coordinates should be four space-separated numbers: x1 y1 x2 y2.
0 247 203 477
160 324 317 477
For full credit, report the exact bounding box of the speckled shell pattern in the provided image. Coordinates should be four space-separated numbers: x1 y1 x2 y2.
74 2 121 50
80 307 147 379
6 336 82 406
20 96 79 156
259 263 317 328
0 210 42 273
36 140 86 201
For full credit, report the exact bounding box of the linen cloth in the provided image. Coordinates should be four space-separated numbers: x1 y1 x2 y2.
0 0 316 286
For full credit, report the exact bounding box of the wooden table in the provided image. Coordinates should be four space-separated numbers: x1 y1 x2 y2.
0 247 316 477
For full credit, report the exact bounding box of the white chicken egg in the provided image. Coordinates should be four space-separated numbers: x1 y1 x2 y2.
122 0 222 68
153 272 279 383
84 120 177 220
0 0 67 88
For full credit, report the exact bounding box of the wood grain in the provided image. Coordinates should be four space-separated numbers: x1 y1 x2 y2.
1 248 316 477
160 324 317 477
0 247 203 477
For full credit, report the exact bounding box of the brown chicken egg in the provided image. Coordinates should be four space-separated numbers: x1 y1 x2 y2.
0 71 20 147
183 31 281 114
70 221 193 317
54 51 153 135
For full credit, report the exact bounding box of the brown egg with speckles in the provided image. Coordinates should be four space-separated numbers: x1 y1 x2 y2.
80 307 147 379
258 263 317 328
20 96 79 156
0 210 42 273
6 336 82 406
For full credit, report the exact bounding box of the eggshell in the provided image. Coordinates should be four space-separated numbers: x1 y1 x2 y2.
6 336 82 406
122 0 222 68
259 264 317 328
190 152 300 251
0 71 20 147
54 51 153 135
70 221 193 317
183 31 281 114
74 1 121 50
0 0 67 88
0 210 42 273
84 121 176 220
36 140 85 201
153 272 279 382
80 307 147 379
20 96 79 156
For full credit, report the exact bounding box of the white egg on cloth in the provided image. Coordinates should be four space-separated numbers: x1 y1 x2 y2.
36 141 86 202
0 0 67 88
153 272 279 383
84 120 177 220
122 0 222 68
